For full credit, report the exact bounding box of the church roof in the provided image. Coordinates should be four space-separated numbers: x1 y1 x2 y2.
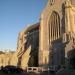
20 23 40 35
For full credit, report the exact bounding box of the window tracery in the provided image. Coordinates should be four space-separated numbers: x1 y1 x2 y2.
49 11 60 43
49 0 55 5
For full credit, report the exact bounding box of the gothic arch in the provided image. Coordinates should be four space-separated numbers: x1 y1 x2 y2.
48 11 60 43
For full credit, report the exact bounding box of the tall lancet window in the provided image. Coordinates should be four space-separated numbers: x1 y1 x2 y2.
50 0 55 5
49 11 60 43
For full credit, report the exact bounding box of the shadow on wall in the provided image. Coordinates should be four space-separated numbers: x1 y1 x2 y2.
28 53 38 67
49 38 65 67
67 48 75 69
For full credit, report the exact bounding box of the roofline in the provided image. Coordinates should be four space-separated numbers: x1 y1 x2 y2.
20 22 40 35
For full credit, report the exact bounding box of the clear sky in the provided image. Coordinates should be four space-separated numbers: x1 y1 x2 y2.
0 0 47 51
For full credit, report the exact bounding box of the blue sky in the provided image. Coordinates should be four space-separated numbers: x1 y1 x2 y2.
0 0 47 51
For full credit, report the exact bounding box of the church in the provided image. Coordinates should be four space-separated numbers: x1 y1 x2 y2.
10 0 75 70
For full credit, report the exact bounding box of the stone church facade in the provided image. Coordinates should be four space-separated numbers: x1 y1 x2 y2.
14 0 75 70
0 0 75 70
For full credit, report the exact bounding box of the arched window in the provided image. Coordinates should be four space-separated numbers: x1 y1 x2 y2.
49 11 60 42
50 0 55 5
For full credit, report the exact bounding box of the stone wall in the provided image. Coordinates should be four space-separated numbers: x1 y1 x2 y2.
0 51 14 67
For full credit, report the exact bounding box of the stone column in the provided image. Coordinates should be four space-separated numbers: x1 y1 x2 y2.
65 0 72 33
